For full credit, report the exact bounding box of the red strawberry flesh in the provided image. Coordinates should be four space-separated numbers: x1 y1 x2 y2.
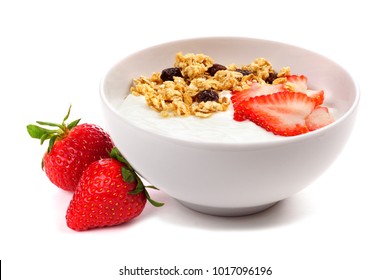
305 106 334 131
235 91 317 136
43 124 114 191
305 89 324 106
66 158 146 231
231 82 285 107
286 75 308 92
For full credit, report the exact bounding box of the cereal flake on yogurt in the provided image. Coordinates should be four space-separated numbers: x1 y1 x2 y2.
130 52 290 118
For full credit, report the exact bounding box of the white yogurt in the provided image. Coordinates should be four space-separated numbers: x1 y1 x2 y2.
118 92 339 144
118 94 285 143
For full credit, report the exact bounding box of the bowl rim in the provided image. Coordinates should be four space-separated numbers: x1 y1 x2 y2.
100 36 360 150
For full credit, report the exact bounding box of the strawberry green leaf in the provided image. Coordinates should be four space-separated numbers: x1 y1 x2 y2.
111 147 165 207
145 185 160 190
27 124 54 139
110 147 130 166
48 136 57 153
36 121 64 129
144 189 164 207
63 105 72 122
129 177 145 195
39 133 51 145
121 167 135 183
27 105 81 153
68 119 81 130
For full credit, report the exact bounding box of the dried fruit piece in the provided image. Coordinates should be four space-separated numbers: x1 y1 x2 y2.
265 72 278 84
160 67 183 82
207 63 227 76
235 69 252 76
195 89 219 102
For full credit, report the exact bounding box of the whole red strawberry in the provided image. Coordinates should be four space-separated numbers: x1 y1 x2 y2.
66 148 163 231
27 105 114 191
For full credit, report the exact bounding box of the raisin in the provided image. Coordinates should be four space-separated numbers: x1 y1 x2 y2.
195 90 219 103
265 72 278 84
235 69 252 76
160 67 183 82
207 63 227 76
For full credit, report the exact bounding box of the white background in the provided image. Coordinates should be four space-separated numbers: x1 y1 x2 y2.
1 0 389 279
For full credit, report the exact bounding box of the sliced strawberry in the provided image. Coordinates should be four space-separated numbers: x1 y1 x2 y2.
287 75 324 105
231 82 285 107
233 110 247 122
305 89 324 106
235 91 317 136
286 75 308 92
305 106 334 131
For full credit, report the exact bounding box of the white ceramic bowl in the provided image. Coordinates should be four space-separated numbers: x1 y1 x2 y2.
100 37 359 216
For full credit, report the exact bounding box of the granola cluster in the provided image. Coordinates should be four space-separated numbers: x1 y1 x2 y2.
130 52 291 118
